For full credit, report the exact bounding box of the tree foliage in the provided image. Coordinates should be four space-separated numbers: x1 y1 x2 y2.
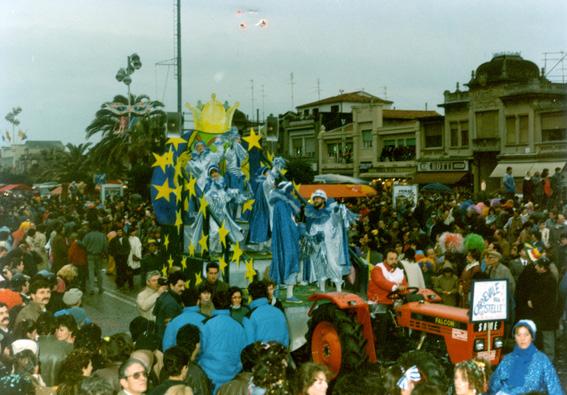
284 157 316 185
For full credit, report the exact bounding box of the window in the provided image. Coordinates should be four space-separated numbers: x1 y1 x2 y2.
506 116 516 145
303 109 309 117
450 121 459 147
362 129 373 148
424 123 443 148
460 121 469 147
518 115 528 144
327 143 341 159
475 110 499 138
291 138 303 157
304 138 315 158
541 112 567 142
331 105 339 113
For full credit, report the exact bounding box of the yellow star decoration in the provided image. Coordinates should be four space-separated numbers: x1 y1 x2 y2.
231 242 243 266
180 256 187 270
245 258 256 283
153 179 175 202
292 180 302 192
280 168 288 176
152 152 171 173
164 234 170 250
188 242 195 257
243 128 262 151
218 222 229 248
185 176 197 199
167 255 174 269
194 272 203 287
185 280 191 289
266 151 274 163
161 265 168 277
183 198 189 212
219 256 228 273
198 194 209 217
175 210 183 233
242 199 255 214
174 184 183 204
165 150 175 166
198 232 209 254
167 136 187 151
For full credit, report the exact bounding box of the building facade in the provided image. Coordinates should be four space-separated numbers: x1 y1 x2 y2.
0 140 65 174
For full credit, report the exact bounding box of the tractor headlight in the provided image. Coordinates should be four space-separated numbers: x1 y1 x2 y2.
474 339 485 352
493 337 504 349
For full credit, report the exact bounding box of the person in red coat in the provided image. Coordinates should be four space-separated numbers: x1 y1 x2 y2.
368 249 407 357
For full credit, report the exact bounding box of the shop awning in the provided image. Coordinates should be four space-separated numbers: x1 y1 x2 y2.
490 162 566 177
413 172 467 185
0 184 32 193
298 184 377 199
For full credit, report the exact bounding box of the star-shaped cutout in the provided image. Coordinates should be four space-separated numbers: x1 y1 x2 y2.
292 180 302 192
195 272 203 287
219 256 228 273
167 136 187 151
188 242 195 257
245 258 257 283
231 241 243 266
153 179 175 202
198 232 209 254
280 168 288 176
218 222 229 248
167 255 174 268
243 128 262 151
185 176 197 199
180 256 187 270
161 265 168 277
266 151 274 163
174 184 183 204
175 210 183 233
164 234 170 250
198 194 209 217
183 197 189 212
152 152 171 173
242 199 255 214
164 150 175 166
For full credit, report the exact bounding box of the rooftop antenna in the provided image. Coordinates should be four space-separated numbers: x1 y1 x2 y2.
543 51 566 83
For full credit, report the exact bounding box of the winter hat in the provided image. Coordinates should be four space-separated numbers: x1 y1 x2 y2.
11 339 38 356
526 247 542 263
63 288 83 306
513 319 536 340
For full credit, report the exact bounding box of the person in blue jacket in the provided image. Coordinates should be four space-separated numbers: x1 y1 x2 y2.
199 290 250 393
246 281 289 347
162 287 206 352
489 319 564 395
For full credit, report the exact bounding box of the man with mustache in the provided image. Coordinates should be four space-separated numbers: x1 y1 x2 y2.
0 302 11 346
15 277 51 326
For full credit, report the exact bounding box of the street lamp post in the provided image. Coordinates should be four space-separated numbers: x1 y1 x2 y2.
115 53 142 124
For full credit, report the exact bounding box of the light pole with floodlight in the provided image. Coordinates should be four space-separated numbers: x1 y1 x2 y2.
115 53 142 124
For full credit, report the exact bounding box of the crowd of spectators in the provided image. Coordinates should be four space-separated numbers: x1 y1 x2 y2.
0 175 565 394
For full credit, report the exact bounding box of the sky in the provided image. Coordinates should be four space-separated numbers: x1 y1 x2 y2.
1 0 566 146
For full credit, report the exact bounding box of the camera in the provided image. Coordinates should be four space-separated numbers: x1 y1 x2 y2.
157 277 168 286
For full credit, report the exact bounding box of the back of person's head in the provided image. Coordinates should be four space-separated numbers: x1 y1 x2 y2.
251 342 290 393
102 333 133 362
56 314 78 335
333 364 384 395
180 287 199 307
58 349 93 383
164 384 194 395
248 281 268 300
412 382 444 395
129 316 153 343
176 324 200 355
404 248 416 261
212 290 231 310
162 346 189 377
79 376 114 395
240 343 262 372
13 320 37 341
168 271 186 286
74 322 102 352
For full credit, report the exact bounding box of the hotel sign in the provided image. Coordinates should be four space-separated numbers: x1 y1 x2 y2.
418 160 469 172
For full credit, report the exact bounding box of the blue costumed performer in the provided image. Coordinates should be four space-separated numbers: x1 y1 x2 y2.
269 181 301 302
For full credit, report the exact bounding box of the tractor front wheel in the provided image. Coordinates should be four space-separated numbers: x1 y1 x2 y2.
307 303 368 378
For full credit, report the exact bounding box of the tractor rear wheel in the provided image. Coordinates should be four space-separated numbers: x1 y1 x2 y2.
307 303 368 377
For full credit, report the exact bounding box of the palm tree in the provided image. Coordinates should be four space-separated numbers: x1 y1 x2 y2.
86 94 167 174
42 143 92 183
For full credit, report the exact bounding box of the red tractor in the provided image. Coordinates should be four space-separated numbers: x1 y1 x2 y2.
306 288 505 378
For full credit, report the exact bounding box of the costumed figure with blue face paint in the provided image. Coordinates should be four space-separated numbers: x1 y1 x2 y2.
302 189 358 292
185 165 246 253
248 157 286 251
186 139 225 197
222 128 249 218
269 181 301 302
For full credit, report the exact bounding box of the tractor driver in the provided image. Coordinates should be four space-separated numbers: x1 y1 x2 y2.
368 249 408 353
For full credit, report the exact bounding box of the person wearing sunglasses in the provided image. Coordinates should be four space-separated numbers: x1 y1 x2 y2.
119 358 148 395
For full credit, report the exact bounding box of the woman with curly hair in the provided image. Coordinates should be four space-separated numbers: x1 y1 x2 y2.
250 342 291 395
454 359 488 395
57 349 94 395
294 362 330 395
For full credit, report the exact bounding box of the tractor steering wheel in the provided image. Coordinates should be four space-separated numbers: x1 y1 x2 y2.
387 286 420 301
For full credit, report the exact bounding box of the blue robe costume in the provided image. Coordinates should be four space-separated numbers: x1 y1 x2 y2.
248 168 272 244
269 188 300 285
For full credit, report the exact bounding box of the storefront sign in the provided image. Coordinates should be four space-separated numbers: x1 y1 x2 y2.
418 160 469 172
470 280 508 322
